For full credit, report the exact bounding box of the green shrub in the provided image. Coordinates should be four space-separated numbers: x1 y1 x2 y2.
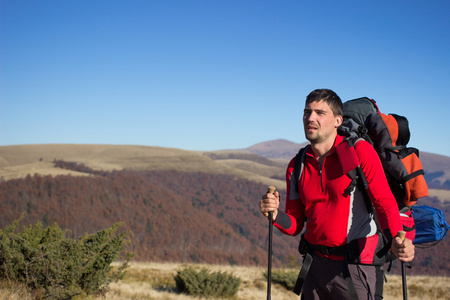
264 268 298 291
174 266 241 298
0 214 134 299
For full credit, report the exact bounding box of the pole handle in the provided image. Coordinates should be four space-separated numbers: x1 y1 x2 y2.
398 230 406 242
266 186 277 218
267 186 276 194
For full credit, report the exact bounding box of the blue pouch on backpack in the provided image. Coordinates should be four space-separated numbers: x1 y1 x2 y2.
411 205 450 245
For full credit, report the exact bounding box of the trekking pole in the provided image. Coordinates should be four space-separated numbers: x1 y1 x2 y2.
398 231 407 300
266 186 276 300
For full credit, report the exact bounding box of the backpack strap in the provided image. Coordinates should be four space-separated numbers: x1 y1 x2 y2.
293 145 309 194
343 139 395 265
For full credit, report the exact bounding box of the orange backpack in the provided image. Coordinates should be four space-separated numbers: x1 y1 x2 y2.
337 97 428 208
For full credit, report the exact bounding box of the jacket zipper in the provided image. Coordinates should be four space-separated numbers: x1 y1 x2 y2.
319 162 324 193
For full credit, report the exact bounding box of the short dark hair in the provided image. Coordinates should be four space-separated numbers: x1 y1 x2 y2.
305 89 343 117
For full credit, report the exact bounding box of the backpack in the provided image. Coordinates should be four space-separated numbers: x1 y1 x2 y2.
337 97 429 209
411 205 450 247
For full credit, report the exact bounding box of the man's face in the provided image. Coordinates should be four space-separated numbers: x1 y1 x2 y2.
303 100 342 144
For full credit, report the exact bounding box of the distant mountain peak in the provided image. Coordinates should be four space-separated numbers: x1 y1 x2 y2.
249 139 299 148
246 139 309 160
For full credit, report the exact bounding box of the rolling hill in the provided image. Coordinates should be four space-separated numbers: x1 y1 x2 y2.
0 144 284 188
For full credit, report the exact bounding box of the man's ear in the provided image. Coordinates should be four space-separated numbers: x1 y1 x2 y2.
335 115 343 128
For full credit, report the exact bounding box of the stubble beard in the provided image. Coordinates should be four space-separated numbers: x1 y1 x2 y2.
305 128 332 145
305 131 320 144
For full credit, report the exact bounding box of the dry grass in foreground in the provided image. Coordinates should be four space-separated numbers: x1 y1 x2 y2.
106 262 448 300
1 261 449 300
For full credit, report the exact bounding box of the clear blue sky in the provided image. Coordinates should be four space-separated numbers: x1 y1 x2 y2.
1 0 449 157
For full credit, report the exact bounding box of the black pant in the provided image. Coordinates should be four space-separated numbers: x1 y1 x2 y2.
301 252 376 300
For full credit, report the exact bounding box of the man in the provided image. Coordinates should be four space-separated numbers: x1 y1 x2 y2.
260 89 414 300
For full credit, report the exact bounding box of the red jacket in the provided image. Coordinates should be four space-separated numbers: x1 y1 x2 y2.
274 135 403 263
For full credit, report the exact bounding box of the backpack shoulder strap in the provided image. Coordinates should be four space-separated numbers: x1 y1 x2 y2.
339 138 395 267
293 145 309 194
336 137 372 212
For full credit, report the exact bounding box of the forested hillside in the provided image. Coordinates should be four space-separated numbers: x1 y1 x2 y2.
0 167 297 267
0 163 449 276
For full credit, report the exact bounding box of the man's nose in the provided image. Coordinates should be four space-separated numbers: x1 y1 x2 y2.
304 112 316 122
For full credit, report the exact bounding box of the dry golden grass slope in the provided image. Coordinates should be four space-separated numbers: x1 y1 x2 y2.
107 262 449 300
0 144 284 188
2 262 449 300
